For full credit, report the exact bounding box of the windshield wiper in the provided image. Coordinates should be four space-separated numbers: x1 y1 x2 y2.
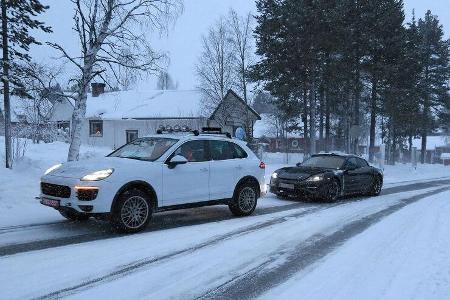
121 156 151 161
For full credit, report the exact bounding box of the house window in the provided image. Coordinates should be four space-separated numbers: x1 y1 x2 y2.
89 120 103 137
126 130 139 143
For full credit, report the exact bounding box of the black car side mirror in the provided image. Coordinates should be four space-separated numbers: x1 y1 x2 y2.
296 162 302 167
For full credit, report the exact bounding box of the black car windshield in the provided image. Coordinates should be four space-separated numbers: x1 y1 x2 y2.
301 156 345 169
108 138 178 161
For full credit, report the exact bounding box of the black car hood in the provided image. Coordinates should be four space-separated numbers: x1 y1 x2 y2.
276 166 332 181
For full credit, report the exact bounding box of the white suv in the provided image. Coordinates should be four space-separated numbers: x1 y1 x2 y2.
40 131 266 232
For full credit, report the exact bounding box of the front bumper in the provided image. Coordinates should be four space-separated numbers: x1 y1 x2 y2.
269 178 324 198
39 175 116 213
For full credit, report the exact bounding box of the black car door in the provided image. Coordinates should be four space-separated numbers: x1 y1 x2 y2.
343 158 366 194
355 157 374 190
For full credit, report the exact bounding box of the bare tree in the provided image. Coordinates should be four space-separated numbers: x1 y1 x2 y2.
228 9 253 104
156 70 177 89
20 62 63 143
49 0 182 161
196 17 235 113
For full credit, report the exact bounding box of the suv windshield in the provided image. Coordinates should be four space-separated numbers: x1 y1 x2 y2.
301 155 345 169
108 138 178 161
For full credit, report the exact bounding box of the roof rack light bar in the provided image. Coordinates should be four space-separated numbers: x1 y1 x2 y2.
201 127 231 138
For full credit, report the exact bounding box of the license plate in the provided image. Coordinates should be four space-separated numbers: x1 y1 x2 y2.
279 183 295 190
41 198 60 208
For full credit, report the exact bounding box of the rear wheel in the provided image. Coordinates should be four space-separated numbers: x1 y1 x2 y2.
111 188 152 233
368 176 383 196
59 210 90 221
229 181 258 216
321 179 340 202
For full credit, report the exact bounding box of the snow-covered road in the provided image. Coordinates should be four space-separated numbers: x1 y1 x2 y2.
1 180 449 300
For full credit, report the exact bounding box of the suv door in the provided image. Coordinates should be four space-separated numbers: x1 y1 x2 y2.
162 140 210 206
208 140 244 200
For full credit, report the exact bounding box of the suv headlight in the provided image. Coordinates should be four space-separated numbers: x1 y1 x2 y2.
44 163 62 175
271 172 278 179
306 174 324 182
81 169 114 181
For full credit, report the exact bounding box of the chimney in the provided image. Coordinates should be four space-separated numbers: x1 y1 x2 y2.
91 82 106 97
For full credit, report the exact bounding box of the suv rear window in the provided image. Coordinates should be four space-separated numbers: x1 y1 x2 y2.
209 141 248 160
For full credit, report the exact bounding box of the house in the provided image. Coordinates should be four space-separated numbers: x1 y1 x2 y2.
47 84 260 149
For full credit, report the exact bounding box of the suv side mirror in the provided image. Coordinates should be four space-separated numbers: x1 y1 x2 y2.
168 155 188 169
296 162 302 167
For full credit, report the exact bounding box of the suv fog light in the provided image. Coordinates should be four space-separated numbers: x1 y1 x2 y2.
75 186 99 201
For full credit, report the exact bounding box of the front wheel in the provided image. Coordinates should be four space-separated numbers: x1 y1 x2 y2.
368 176 383 196
110 188 153 233
321 179 341 202
229 181 258 216
59 210 90 221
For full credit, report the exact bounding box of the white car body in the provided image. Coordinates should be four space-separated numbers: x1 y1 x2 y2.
40 133 265 217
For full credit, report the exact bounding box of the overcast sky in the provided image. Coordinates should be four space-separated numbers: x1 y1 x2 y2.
33 0 450 90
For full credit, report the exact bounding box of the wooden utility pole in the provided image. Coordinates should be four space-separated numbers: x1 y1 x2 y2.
1 0 11 168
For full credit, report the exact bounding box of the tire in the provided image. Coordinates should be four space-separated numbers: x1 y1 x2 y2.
229 181 258 216
110 188 153 233
321 179 341 202
368 175 383 196
59 210 90 221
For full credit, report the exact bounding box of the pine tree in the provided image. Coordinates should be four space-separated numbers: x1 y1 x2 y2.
417 11 450 163
1 0 51 168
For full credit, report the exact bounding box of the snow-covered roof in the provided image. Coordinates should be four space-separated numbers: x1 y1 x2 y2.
412 136 450 150
85 89 204 119
441 153 450 160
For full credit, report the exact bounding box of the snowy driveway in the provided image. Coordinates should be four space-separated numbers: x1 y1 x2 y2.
1 178 450 300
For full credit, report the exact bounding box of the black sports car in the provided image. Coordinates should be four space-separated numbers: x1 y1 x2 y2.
270 153 383 202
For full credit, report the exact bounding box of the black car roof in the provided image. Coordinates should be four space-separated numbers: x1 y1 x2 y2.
311 153 364 159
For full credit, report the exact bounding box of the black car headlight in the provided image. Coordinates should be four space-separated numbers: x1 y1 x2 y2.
306 174 325 182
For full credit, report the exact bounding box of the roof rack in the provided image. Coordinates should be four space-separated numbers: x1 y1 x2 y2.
201 127 231 138
156 125 197 135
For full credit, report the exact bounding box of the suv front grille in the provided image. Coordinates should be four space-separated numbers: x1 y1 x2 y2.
41 182 71 198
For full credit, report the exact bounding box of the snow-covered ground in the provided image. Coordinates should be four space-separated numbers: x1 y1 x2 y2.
261 190 450 300
1 139 450 299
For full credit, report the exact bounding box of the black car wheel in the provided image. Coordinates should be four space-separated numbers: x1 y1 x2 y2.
59 210 90 221
229 181 258 216
111 188 153 233
369 176 383 196
322 179 340 202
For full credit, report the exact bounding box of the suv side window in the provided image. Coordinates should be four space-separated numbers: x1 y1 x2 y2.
172 140 207 162
209 140 233 160
231 143 248 159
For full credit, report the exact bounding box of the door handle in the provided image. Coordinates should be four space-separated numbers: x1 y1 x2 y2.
236 165 243 170
200 167 208 172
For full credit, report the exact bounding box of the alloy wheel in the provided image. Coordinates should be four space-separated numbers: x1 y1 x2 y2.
238 187 256 213
120 196 149 229
326 181 340 201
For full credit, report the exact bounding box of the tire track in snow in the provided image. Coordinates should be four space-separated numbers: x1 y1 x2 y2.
32 183 450 300
198 186 450 300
